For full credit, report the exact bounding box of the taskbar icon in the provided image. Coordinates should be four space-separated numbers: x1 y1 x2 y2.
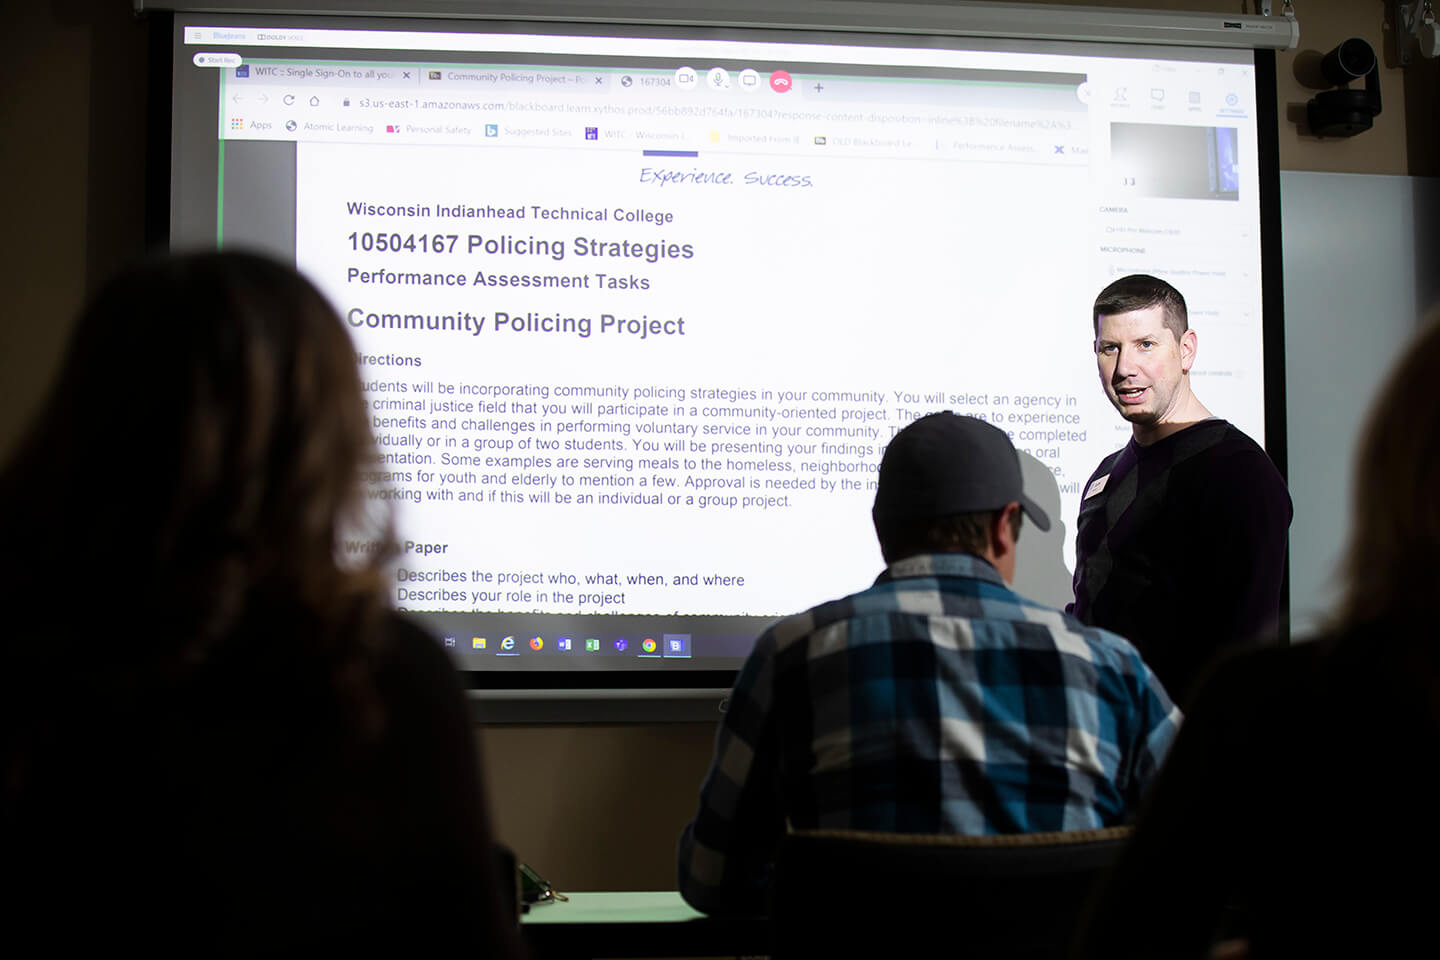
456 628 692 658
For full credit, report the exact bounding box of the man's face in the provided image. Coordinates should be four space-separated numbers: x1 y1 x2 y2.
1095 305 1196 426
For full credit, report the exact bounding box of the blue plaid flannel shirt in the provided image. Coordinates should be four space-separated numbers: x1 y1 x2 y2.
677 553 1181 915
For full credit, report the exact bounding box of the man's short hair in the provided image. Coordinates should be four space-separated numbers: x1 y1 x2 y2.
879 509 1023 565
1093 274 1188 342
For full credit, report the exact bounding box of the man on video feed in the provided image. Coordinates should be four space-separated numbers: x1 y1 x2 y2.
1070 274 1291 706
677 413 1179 917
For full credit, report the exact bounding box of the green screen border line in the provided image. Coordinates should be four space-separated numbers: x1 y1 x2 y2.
217 69 227 247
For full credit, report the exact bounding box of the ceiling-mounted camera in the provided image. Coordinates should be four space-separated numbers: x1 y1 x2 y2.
1306 39 1381 137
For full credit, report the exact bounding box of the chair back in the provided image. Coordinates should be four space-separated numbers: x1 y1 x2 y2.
771 826 1132 960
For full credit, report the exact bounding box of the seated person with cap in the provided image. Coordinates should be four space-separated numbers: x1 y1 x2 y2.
676 413 1181 916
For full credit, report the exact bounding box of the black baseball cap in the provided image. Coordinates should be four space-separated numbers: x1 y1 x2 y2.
872 412 1051 532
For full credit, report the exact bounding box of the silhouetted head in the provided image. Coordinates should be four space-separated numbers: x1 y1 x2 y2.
1337 309 1440 627
1 251 391 660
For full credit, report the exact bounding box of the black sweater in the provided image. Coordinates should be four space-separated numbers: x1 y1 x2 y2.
1071 419 1292 705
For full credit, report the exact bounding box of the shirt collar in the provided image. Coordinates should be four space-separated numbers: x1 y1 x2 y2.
876 552 1006 588
1129 416 1226 455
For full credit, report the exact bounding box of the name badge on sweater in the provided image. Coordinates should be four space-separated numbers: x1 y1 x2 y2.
1084 474 1110 500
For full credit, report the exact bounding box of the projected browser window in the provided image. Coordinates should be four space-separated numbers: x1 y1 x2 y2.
176 21 1264 673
